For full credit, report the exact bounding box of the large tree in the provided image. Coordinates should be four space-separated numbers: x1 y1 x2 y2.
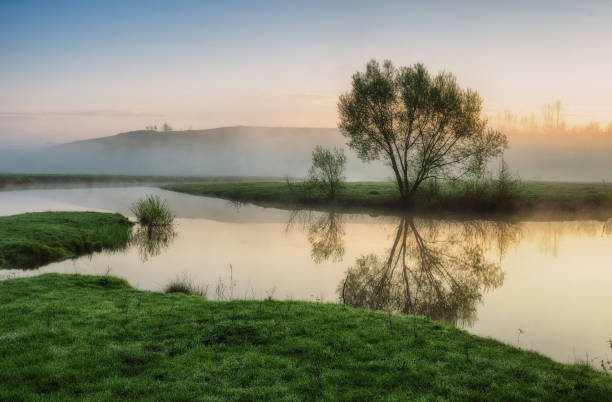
338 60 507 202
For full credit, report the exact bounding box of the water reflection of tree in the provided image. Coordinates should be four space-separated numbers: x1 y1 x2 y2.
129 225 176 262
286 210 345 263
459 220 523 262
603 219 612 236
338 217 514 327
535 220 610 256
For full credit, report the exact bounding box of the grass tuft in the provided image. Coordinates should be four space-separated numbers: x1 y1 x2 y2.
130 195 174 227
163 274 208 297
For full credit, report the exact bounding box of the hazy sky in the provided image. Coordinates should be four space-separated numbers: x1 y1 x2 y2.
2 1 612 144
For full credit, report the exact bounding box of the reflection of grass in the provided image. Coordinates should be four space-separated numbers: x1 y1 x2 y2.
164 181 612 217
0 212 132 269
129 225 176 262
1 273 610 400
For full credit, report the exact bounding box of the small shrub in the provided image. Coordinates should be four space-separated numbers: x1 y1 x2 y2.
307 146 346 198
495 159 520 199
164 274 207 298
130 195 173 227
493 159 521 209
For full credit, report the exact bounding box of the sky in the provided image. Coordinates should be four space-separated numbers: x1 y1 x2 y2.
1 0 612 145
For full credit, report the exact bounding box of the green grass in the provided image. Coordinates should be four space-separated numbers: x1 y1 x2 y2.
0 212 133 269
0 274 609 400
164 274 208 297
163 180 612 217
130 194 174 227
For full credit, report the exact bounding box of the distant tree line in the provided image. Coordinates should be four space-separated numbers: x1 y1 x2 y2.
488 100 612 134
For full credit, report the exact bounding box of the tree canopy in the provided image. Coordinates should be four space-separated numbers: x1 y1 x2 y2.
338 60 507 202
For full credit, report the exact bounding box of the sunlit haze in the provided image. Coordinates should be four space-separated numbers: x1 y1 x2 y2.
2 1 612 144
2 2 612 397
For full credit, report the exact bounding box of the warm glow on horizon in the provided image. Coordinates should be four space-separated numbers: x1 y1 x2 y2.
2 1 612 145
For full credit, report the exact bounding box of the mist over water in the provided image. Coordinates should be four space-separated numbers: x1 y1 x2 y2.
504 129 612 182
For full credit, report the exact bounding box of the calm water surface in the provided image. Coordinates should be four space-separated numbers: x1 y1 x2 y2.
1 187 611 366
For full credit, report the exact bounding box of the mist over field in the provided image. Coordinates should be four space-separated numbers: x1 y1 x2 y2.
0 126 611 182
504 130 612 182
0 127 386 179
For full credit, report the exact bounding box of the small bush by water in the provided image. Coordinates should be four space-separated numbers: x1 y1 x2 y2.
164 274 208 297
130 195 173 227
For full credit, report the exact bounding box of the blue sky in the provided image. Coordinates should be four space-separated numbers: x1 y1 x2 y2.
1 1 612 143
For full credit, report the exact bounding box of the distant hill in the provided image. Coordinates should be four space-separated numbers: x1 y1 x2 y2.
1 126 611 182
0 127 388 179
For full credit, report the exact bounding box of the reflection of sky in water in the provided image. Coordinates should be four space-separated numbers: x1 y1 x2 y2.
0 187 610 367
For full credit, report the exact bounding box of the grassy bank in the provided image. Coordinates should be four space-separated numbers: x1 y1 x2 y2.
0 173 282 190
163 181 612 218
0 274 609 400
0 212 132 269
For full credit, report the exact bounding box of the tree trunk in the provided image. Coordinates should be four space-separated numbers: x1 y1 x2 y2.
387 150 416 208
390 167 416 208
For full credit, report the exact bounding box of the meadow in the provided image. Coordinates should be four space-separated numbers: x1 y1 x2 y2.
0 273 610 400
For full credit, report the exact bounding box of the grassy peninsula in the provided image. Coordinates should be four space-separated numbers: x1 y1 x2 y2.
0 273 609 400
0 212 132 269
163 180 612 217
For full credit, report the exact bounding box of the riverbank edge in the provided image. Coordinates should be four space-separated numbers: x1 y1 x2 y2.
0 211 133 269
162 181 612 221
0 273 609 400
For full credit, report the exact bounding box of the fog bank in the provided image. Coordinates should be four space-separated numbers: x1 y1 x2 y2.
0 126 610 182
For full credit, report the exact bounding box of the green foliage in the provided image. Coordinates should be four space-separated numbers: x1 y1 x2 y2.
307 145 346 198
0 212 132 269
130 195 174 227
338 60 507 201
0 274 609 400
494 159 521 204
